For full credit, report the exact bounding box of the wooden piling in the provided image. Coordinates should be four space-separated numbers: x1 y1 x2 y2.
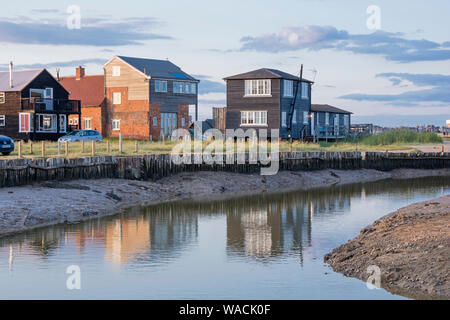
135 140 139 153
91 141 95 157
29 141 33 155
119 133 123 154
65 141 69 158
41 141 45 158
18 141 22 158
107 141 111 153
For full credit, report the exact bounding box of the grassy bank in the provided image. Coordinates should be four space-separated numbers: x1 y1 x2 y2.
357 129 443 146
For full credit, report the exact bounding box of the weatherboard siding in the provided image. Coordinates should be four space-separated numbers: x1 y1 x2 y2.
149 80 197 114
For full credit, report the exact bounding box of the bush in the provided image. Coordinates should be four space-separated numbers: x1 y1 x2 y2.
359 129 443 146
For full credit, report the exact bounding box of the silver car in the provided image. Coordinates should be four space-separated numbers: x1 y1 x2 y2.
58 130 103 143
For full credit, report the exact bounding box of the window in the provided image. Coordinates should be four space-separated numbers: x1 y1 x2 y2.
0 115 5 126
325 112 330 125
44 88 53 99
303 111 309 125
240 111 268 126
84 118 92 130
283 80 294 97
301 82 309 99
112 119 120 131
155 80 168 93
37 114 56 132
59 115 66 133
112 66 121 77
73 118 79 126
0 92 5 104
190 83 197 94
281 112 287 127
113 92 121 105
153 117 158 127
293 110 297 124
245 79 271 96
181 118 186 127
344 115 350 127
173 82 185 94
19 113 32 132
69 118 73 125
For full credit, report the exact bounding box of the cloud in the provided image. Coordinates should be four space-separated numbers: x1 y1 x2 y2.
0 58 107 71
194 75 226 95
240 25 450 63
0 15 172 46
339 73 450 104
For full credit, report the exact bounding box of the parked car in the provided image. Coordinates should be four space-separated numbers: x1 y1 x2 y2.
0 135 14 155
58 130 103 143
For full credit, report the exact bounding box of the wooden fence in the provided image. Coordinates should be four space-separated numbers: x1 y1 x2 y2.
0 152 448 188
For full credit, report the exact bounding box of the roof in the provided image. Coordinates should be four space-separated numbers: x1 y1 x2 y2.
311 104 353 114
59 75 105 107
0 69 44 92
224 68 313 82
113 56 199 82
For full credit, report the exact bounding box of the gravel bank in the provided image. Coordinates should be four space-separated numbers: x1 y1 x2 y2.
1 168 449 239
325 195 450 300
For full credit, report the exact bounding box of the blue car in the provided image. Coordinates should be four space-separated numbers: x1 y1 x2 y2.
0 135 14 156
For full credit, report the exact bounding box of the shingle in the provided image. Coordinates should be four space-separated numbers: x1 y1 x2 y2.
311 104 353 114
117 56 199 82
0 69 43 92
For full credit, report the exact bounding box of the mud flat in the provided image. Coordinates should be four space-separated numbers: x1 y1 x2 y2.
325 195 450 300
0 168 449 239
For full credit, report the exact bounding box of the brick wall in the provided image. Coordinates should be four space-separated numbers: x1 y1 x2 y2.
177 104 189 130
149 103 161 140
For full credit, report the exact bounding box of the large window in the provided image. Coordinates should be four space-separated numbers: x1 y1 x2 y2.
0 115 5 126
37 114 56 132
301 82 309 99
112 119 120 131
173 82 184 94
245 80 271 96
0 92 5 104
281 112 287 127
283 80 294 97
113 92 121 105
155 80 168 93
241 111 268 126
174 82 197 94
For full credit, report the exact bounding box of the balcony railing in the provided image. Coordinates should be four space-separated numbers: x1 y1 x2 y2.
21 98 80 114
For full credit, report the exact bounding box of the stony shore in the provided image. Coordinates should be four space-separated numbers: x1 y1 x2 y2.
325 195 450 300
0 168 449 239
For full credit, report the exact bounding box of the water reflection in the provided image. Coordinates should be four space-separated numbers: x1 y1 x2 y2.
1 176 449 271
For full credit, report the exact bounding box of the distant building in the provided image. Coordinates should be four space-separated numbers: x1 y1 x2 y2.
59 66 106 135
311 104 352 140
104 56 199 140
0 66 80 141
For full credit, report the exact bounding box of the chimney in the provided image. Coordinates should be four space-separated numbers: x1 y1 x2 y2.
76 66 85 80
9 61 13 88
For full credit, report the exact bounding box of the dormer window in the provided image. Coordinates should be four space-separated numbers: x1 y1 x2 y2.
112 66 121 77
245 79 271 97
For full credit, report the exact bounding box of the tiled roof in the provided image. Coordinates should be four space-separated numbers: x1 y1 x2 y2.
116 56 199 82
224 68 313 82
311 104 353 114
0 69 43 92
59 75 105 107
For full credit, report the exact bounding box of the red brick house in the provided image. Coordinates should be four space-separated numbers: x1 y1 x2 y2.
104 56 198 140
59 67 107 135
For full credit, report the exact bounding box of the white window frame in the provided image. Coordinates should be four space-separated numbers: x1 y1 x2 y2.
19 113 32 133
155 80 168 93
245 79 271 97
112 119 120 131
84 118 92 130
0 115 5 126
292 110 297 124
0 92 5 104
283 80 294 97
240 111 268 126
113 92 121 105
112 66 121 77
37 114 56 133
281 112 287 127
325 112 330 125
303 111 309 125
301 82 309 100
44 88 53 99
59 114 67 133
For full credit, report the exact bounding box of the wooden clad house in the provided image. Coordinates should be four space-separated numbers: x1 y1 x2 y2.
0 65 80 141
59 67 107 135
311 104 352 140
224 68 314 139
104 56 199 140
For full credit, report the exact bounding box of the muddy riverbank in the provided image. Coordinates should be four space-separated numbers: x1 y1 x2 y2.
1 168 449 238
325 195 450 300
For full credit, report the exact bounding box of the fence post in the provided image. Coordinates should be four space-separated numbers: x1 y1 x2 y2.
81 140 85 153
135 140 139 153
57 142 61 155
119 133 123 154
107 141 111 153
18 140 22 158
91 140 95 157
30 141 33 154
65 141 69 158
41 141 45 158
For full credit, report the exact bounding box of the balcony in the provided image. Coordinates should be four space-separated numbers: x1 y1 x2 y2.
21 98 80 114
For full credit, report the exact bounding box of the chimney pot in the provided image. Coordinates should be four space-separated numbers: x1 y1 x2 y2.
76 66 85 80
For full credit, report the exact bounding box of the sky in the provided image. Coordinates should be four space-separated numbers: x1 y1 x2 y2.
0 0 449 126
